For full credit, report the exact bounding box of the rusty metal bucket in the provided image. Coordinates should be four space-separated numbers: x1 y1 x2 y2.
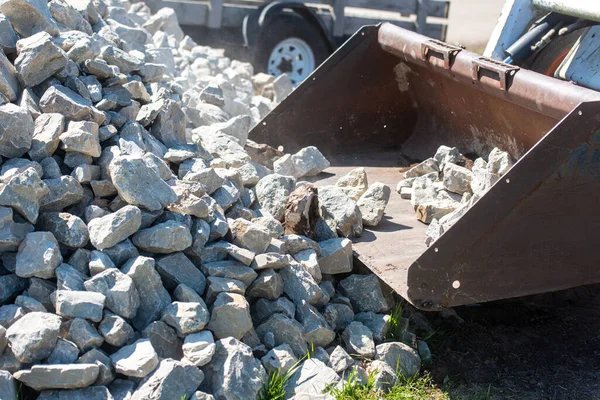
249 23 600 311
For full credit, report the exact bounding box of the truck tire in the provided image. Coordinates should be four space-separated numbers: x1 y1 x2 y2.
524 28 587 77
255 14 330 85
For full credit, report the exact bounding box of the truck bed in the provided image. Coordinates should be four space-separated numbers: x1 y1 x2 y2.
305 150 427 292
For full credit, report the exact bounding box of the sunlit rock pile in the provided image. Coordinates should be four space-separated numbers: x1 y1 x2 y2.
0 0 428 398
396 145 513 245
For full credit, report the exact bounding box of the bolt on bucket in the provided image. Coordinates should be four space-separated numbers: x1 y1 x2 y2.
250 23 600 310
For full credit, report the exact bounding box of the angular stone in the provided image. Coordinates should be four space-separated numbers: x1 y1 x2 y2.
207 292 252 340
442 163 473 195
256 314 307 358
84 268 140 319
0 104 34 158
142 321 183 360
46 338 79 365
376 342 421 378
132 221 192 254
487 147 513 175
16 231 62 279
356 182 391 227
88 250 115 276
14 295 45 313
0 168 48 224
354 312 390 343
366 360 397 392
40 175 84 211
0 51 17 103
155 252 205 295
292 146 330 178
246 269 283 300
434 145 462 170
77 348 115 387
38 212 89 248
0 304 24 328
404 158 439 179
161 301 210 337
203 337 266 400
28 114 64 161
49 0 92 34
6 312 61 363
110 338 158 378
56 263 86 291
131 358 204 400
88 205 142 250
109 379 135 400
254 174 295 221
182 330 215 367
0 207 33 252
110 156 177 211
15 32 66 88
174 283 203 303
60 121 101 157
13 364 99 391
336 167 368 201
0 274 27 303
122 256 171 331
250 252 293 271
280 262 322 306
330 346 354 373
39 85 95 121
0 0 59 37
150 99 186 147
285 359 340 399
318 238 353 274
98 312 134 348
338 274 392 313
342 321 376 359
54 290 105 322
199 241 255 266
69 318 103 352
261 344 298 375
183 167 223 194
0 15 17 54
202 260 257 288
296 300 334 348
205 277 245 305
318 186 363 237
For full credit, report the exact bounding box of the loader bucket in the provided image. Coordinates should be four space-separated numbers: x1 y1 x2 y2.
249 23 600 311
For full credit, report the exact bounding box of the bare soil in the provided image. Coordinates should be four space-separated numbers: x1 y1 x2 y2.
424 284 600 399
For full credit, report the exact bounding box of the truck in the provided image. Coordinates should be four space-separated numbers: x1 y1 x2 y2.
249 0 600 311
142 0 451 84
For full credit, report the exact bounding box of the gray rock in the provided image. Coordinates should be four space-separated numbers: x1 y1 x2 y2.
142 321 183 360
0 304 24 328
330 345 354 373
193 391 215 400
207 292 252 340
88 205 142 250
356 182 391 227
204 277 245 305
98 312 133 348
46 338 79 365
198 241 255 266
0 370 16 400
0 207 34 252
280 262 323 306
88 250 115 276
39 85 95 121
0 167 47 224
131 358 204 400
0 103 34 159
318 186 362 237
100 45 142 74
110 156 177 211
54 290 106 322
366 360 397 392
49 0 92 34
202 260 257 288
0 274 27 303
296 300 334 348
487 147 513 175
77 348 115 387
29 114 65 161
108 379 135 400
6 312 61 363
261 344 298 374
354 312 390 343
434 145 462 170
0 15 17 54
0 0 59 37
40 175 84 211
254 174 295 221
155 252 205 294
285 359 340 399
250 252 293 271
281 234 321 255
0 51 18 102
246 269 283 300
38 212 89 248
183 167 223 194
60 120 101 157
174 283 204 303
40 157 62 179
203 337 266 400
318 238 353 274
26 277 55 309
338 274 392 313
161 301 210 337
256 314 307 358
69 318 103 352
336 167 368 201
404 158 439 179
132 221 192 254
13 363 99 391
376 342 421 378
55 263 86 291
182 330 215 367
228 217 271 254
0 346 22 373
150 99 186 147
84 268 140 319
15 32 66 88
14 295 46 313
110 338 158 378
342 321 376 359
442 163 473 195
16 231 62 279
71 164 100 184
122 256 171 331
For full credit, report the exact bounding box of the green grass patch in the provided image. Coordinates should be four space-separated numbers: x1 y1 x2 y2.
385 300 407 341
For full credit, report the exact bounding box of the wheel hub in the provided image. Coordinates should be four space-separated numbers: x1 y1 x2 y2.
268 37 316 85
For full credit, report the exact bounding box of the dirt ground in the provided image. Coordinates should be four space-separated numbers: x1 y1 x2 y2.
422 285 600 399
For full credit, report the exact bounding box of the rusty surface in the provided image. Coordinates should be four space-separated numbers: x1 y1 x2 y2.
250 23 600 310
